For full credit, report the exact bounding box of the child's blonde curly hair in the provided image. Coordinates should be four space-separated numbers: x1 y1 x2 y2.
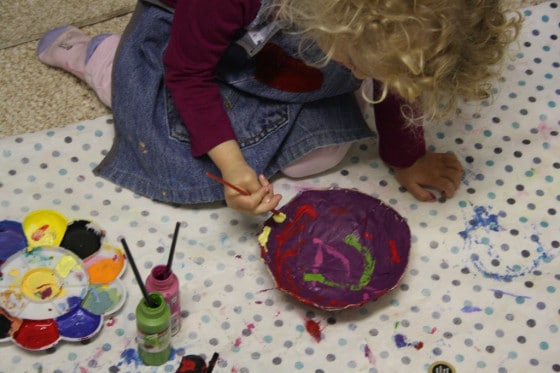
274 0 522 121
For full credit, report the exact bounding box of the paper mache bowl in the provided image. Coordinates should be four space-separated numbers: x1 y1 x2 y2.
258 188 411 311
0 209 127 351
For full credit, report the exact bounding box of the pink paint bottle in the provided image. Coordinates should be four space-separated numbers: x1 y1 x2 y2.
145 265 181 336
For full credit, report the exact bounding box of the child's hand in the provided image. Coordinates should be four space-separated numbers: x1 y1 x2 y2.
393 151 463 201
221 165 282 215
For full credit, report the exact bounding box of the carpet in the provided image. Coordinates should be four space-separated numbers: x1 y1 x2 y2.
0 2 558 372
0 0 135 49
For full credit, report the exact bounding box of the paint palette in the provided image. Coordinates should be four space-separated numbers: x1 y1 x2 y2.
0 210 127 351
259 188 411 311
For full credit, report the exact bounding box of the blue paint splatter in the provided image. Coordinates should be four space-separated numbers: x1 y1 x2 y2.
459 205 556 281
461 306 482 313
459 206 501 238
118 348 142 368
393 334 423 350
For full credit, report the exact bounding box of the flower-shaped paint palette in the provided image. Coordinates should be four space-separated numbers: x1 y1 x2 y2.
0 210 127 351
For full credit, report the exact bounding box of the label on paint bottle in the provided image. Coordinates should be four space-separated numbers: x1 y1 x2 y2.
136 292 172 366
137 326 171 353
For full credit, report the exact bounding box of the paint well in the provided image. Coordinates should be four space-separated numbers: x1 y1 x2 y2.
0 220 27 261
22 210 68 248
60 220 103 259
13 318 60 350
56 306 102 340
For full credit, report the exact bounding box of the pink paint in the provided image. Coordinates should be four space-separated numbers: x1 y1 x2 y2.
364 344 376 364
234 337 242 347
312 238 351 273
305 319 321 342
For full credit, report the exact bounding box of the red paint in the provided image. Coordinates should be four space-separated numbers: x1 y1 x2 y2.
234 337 242 347
31 224 49 241
305 319 321 342
388 240 401 263
13 318 59 350
430 327 437 334
414 341 424 350
106 317 116 327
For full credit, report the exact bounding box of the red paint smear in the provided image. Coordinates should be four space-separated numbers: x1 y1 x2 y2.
305 319 321 342
430 327 437 334
388 240 401 263
414 341 424 350
363 232 373 240
106 317 116 327
364 344 376 364
31 225 49 241
234 337 242 347
328 207 350 215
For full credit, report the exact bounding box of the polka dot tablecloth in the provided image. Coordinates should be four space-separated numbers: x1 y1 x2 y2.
0 2 558 372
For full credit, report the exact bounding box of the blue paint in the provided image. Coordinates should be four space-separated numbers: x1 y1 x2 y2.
56 306 102 339
118 348 142 367
461 306 482 313
459 206 500 238
393 334 423 349
117 346 179 368
394 334 407 348
490 289 531 299
460 205 556 281
0 220 27 261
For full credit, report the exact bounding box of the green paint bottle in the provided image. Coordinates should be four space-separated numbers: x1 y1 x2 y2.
136 292 172 366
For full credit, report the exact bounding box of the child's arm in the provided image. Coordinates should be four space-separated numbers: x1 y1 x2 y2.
373 89 463 201
162 1 282 213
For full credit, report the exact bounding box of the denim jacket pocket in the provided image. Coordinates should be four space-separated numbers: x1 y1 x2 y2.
221 85 291 149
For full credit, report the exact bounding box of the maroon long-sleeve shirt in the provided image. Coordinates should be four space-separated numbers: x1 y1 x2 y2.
161 0 425 168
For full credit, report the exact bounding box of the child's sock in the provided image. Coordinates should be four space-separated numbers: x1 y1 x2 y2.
85 34 112 64
37 26 91 81
84 34 120 107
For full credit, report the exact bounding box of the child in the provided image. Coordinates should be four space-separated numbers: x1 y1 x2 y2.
37 0 521 215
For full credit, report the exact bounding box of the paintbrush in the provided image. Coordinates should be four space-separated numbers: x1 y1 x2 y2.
164 221 181 279
121 238 155 308
205 171 287 222
207 352 219 373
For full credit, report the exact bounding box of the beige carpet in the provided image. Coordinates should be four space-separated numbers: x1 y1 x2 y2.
0 0 135 49
0 0 547 139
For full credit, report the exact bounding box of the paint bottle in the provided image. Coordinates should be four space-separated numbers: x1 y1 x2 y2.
145 265 181 336
136 292 172 366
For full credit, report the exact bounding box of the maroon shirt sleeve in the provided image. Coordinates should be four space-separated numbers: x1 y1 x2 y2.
372 82 426 168
163 0 260 156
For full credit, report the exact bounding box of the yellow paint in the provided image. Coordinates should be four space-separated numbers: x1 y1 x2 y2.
258 226 272 252
55 255 78 278
8 269 20 277
272 212 287 223
21 267 61 301
87 254 125 284
22 209 68 247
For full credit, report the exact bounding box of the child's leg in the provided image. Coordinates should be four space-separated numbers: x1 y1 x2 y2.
281 142 352 178
37 26 119 107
